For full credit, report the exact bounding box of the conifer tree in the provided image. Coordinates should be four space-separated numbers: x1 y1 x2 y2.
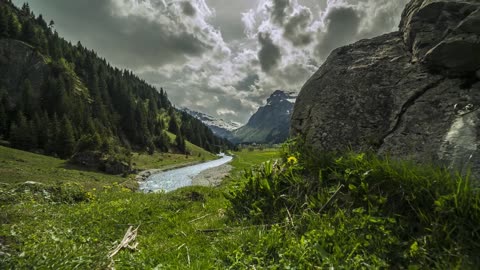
46 113 59 154
56 116 75 159
34 112 49 149
0 106 6 137
168 115 179 134
10 112 32 150
0 6 8 38
175 132 186 154
7 12 20 38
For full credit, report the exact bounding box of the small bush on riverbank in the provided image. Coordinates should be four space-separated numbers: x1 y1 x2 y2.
224 140 480 268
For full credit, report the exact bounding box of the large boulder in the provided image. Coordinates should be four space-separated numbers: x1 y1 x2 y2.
400 0 480 75
291 0 480 177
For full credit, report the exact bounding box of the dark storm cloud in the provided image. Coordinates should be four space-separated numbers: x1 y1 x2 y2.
271 0 290 25
283 8 313 46
13 0 410 124
235 74 260 91
258 32 282 73
181 1 197 17
15 0 213 68
315 7 361 60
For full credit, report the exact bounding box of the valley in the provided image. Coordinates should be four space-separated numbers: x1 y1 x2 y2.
1 0 480 269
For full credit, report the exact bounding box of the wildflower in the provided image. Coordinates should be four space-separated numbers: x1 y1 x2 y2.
287 156 298 164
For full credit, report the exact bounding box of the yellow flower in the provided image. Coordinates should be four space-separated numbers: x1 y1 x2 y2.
287 156 298 164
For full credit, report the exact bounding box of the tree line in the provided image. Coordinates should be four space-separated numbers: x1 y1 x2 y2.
0 1 232 161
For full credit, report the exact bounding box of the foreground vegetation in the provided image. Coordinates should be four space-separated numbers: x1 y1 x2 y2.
1 143 479 269
0 147 279 268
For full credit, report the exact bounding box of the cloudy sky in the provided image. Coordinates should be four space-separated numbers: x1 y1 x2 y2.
13 0 409 124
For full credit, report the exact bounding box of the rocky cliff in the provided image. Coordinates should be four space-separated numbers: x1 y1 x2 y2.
291 0 480 176
0 39 48 105
234 90 296 144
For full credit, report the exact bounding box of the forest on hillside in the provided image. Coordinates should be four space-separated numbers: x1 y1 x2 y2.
0 1 231 170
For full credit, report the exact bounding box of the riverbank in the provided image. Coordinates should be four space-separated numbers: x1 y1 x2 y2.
1 148 281 268
139 155 233 192
191 164 233 187
135 161 205 182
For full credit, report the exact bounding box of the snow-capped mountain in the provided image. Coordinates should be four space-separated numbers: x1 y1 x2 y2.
181 108 241 139
232 90 297 144
182 90 296 144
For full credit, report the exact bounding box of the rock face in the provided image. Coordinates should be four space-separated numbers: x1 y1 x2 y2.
291 0 480 177
234 90 296 144
71 151 131 175
0 39 48 106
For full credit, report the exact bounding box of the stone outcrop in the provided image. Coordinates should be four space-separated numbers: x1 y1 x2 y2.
0 39 48 107
71 151 131 175
291 0 480 177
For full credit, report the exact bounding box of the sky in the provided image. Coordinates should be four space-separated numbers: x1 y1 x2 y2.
13 0 409 124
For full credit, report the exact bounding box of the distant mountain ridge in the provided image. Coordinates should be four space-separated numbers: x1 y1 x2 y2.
181 108 241 139
232 90 296 144
184 90 296 144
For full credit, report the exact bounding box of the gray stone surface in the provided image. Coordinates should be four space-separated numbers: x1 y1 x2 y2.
400 0 480 76
291 0 480 178
0 39 48 107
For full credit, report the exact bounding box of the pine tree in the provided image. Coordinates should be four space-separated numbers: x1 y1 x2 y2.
168 115 179 134
175 132 186 154
56 116 75 159
0 106 7 138
20 79 34 118
21 3 31 17
7 12 20 38
10 112 33 150
34 112 49 149
46 113 59 154
0 6 8 38
21 19 37 46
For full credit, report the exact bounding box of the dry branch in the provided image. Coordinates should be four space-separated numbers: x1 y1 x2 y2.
188 213 211 223
108 225 140 259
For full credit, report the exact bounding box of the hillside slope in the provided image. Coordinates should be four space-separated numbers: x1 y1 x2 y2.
232 90 296 144
0 2 231 173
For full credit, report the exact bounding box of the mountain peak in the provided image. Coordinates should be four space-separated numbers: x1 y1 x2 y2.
232 90 296 144
266 90 297 106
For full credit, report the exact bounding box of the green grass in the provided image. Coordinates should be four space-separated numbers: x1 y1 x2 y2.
131 132 218 172
225 143 480 268
0 146 280 269
229 148 279 176
0 146 127 190
5 140 477 269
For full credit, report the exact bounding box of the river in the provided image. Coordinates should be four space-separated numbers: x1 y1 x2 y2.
139 154 233 193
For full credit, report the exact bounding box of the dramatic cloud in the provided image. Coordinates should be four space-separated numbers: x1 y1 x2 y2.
15 0 409 124
271 0 291 25
283 7 313 46
316 6 361 59
181 1 197 17
258 32 282 73
235 74 260 92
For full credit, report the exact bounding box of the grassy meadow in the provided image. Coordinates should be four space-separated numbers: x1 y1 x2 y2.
0 146 279 269
1 143 479 269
